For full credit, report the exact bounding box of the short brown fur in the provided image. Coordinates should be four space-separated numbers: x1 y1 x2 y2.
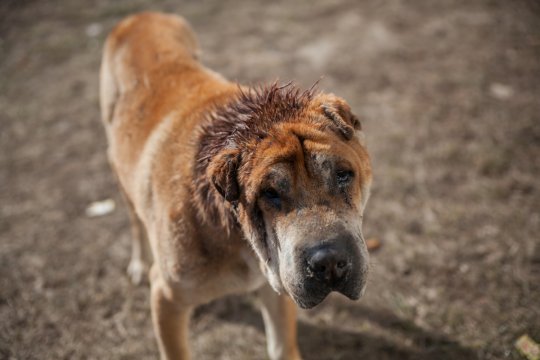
100 12 372 360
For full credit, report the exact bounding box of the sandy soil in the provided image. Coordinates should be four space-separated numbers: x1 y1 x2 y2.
1 0 539 359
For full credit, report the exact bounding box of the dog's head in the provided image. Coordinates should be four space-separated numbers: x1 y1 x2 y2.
207 84 372 308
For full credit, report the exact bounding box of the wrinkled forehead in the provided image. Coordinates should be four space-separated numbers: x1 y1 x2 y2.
252 125 367 187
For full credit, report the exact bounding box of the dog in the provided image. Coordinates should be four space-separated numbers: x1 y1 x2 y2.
100 12 372 360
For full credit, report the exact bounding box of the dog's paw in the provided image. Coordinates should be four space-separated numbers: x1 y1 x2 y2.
127 259 147 285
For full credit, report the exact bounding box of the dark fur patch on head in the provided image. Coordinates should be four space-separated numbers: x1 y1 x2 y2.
198 82 316 164
193 82 317 229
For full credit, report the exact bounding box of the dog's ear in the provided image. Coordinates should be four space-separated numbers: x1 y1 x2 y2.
208 148 241 202
319 95 361 141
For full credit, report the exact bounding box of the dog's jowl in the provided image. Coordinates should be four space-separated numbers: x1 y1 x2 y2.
100 12 372 360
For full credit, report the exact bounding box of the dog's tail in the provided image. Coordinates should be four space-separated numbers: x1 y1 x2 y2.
99 32 118 128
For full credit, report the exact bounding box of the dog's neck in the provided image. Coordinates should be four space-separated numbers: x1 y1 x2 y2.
192 83 315 234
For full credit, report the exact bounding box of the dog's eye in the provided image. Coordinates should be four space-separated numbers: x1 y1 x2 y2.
261 188 281 208
336 169 354 186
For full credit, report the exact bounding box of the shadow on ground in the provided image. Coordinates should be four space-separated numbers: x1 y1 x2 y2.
199 296 478 360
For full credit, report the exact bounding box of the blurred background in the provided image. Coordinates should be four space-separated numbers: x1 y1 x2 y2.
1 0 539 359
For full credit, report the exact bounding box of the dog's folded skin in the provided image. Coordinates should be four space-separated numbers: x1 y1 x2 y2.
100 12 372 360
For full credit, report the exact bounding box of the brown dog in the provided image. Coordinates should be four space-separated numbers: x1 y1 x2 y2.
100 12 372 360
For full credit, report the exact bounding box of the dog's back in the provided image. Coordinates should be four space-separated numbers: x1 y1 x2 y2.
100 12 236 216
100 12 199 129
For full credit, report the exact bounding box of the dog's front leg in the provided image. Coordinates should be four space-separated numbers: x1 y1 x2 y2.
150 265 192 360
256 284 302 360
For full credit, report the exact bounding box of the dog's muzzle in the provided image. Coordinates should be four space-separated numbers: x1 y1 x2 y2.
292 235 367 309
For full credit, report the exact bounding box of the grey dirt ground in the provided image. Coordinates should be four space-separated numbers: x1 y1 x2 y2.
1 0 539 359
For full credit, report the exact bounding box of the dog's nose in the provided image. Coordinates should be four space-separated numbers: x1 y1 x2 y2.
307 245 350 285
